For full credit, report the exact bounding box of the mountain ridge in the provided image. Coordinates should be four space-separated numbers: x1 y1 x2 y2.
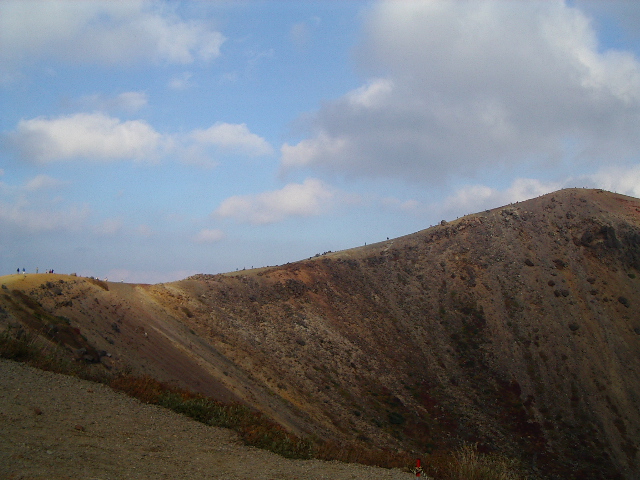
2 187 640 479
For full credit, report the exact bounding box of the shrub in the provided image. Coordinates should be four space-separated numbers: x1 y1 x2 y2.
110 375 312 459
0 326 35 360
0 326 112 383
109 374 167 404
448 444 523 480
313 440 413 468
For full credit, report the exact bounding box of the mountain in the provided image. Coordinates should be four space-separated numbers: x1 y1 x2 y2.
2 188 639 479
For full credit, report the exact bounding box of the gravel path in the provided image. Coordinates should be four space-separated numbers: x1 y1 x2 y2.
0 359 415 480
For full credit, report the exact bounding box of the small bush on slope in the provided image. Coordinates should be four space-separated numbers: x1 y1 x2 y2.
110 375 313 459
443 444 523 480
0 326 105 381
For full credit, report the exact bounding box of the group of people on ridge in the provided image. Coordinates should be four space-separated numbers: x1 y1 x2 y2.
16 268 54 275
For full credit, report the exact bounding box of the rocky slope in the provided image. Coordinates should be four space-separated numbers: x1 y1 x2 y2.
2 188 639 479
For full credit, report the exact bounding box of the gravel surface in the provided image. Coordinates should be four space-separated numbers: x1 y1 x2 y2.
0 359 415 480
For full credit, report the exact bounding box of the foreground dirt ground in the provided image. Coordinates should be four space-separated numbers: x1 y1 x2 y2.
0 359 414 480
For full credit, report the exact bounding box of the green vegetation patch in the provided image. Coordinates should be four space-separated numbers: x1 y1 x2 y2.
110 375 312 459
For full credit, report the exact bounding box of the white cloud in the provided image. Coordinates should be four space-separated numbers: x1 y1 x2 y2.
194 228 225 244
0 199 89 233
0 174 88 233
178 145 220 169
290 15 321 51
282 1 640 184
93 218 124 236
215 178 335 224
290 22 310 50
347 78 394 109
585 165 640 197
440 178 563 218
7 114 274 166
24 174 65 192
246 48 275 68
0 1 225 75
0 174 66 195
437 164 640 220
168 71 193 90
191 122 273 157
8 113 164 163
281 132 350 170
76 91 148 113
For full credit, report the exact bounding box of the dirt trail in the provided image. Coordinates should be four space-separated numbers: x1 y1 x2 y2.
0 359 414 480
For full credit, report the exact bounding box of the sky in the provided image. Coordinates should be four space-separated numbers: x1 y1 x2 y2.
1 0 640 283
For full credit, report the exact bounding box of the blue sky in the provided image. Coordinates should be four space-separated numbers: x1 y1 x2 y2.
1 1 639 283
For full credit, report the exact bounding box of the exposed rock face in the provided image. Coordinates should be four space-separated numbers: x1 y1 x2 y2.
2 188 640 479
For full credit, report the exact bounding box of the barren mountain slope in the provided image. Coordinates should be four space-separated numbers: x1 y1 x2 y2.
2 188 640 479
0 358 412 480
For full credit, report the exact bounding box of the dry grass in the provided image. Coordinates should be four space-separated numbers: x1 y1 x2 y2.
452 444 523 480
106 375 313 459
420 444 524 480
0 326 108 382
313 440 413 469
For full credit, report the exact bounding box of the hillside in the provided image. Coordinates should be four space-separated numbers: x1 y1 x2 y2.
2 188 640 479
0 358 411 480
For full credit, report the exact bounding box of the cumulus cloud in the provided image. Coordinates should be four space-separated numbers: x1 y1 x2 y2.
8 113 164 163
585 165 640 197
440 178 563 218
436 162 640 221
0 1 225 75
194 228 225 244
281 1 640 185
346 78 395 109
214 178 335 224
191 122 274 157
6 114 274 166
281 133 351 170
